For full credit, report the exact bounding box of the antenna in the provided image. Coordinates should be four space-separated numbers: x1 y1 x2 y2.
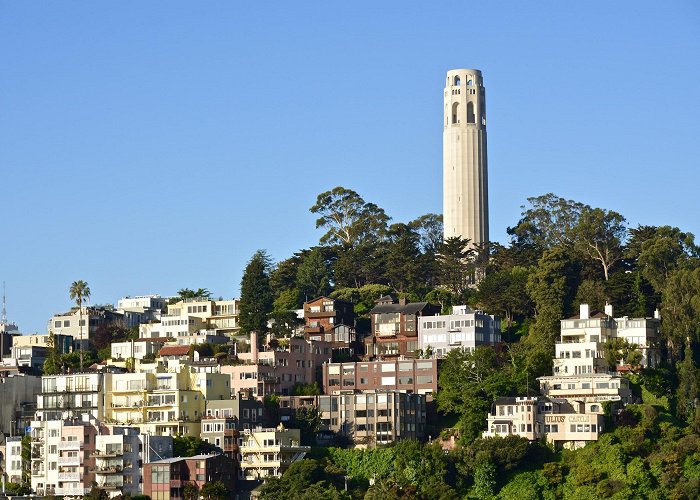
1 281 6 326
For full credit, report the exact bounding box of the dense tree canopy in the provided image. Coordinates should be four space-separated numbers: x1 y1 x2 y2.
239 250 274 334
246 186 700 499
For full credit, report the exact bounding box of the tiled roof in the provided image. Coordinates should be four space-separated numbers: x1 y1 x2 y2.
159 345 190 357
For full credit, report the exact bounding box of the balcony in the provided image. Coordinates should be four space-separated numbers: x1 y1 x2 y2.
58 471 83 481
93 449 123 458
58 440 83 450
31 468 46 476
57 486 89 496
42 384 101 393
58 456 82 465
97 481 124 490
94 465 123 474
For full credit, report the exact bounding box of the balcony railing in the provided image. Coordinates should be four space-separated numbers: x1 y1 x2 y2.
97 481 124 489
56 486 89 496
94 465 123 474
57 471 83 481
92 449 123 458
58 456 82 465
58 440 83 450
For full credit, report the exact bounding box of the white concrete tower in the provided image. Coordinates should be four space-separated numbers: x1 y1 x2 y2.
443 69 489 246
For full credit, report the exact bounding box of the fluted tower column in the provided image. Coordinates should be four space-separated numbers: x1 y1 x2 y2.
443 69 489 247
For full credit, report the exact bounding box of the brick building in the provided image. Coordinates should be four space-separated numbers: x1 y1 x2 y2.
144 454 236 500
365 296 441 359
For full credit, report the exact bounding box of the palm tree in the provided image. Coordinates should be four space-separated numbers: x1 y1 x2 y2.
69 280 91 371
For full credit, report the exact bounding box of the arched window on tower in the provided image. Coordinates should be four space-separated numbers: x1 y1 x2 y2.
467 101 476 124
454 76 461 86
467 79 474 86
452 102 460 124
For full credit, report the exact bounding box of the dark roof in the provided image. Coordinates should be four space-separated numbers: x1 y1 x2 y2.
304 296 354 306
370 301 434 315
159 345 190 357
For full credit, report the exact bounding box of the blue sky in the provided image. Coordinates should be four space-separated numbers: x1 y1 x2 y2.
2 1 699 333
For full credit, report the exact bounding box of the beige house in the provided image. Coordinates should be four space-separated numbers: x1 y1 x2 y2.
239 426 309 480
483 396 604 450
166 297 240 336
104 369 230 436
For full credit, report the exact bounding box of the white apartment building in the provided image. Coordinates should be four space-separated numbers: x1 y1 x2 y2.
483 304 652 448
30 418 99 497
538 303 653 404
4 436 24 484
35 372 108 422
93 426 172 497
30 418 172 498
111 338 166 361
418 305 500 357
117 295 167 313
239 426 309 480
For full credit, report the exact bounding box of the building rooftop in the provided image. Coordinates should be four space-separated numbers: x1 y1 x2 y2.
159 345 190 357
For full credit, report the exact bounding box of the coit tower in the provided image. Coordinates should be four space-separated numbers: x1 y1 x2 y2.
443 69 489 247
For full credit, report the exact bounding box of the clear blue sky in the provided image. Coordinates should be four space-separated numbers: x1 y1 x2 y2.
2 1 699 333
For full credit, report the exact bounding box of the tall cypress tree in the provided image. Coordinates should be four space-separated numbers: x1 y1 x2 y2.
239 250 274 334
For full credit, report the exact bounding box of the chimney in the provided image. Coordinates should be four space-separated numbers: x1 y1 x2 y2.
580 304 590 320
251 332 258 364
604 303 613 317
398 297 408 306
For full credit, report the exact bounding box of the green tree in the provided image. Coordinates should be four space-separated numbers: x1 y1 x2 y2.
173 435 216 457
437 236 477 298
477 266 532 335
85 486 109 500
472 460 496 499
526 246 578 343
310 186 389 248
43 331 63 375
177 287 212 299
629 225 699 294
296 247 332 301
677 344 700 423
409 213 444 255
660 268 700 361
574 279 608 312
200 481 228 500
571 207 627 281
69 279 90 372
384 223 428 293
239 250 274 334
508 193 588 251
293 406 323 446
183 482 199 500
269 309 302 337
436 347 518 441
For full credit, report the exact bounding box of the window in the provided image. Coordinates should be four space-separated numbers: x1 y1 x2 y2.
466 102 475 123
